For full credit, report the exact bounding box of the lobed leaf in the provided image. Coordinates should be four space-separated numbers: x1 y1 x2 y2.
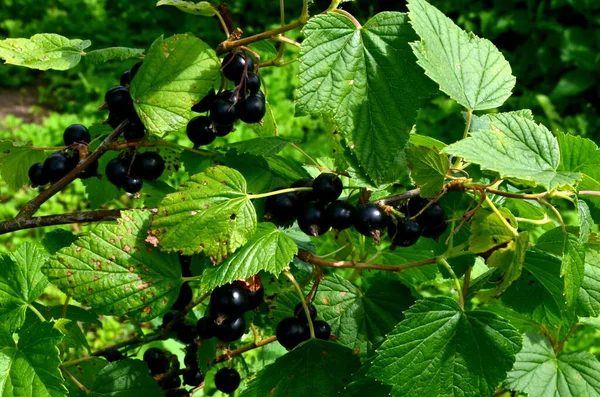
0 140 47 190
406 146 449 198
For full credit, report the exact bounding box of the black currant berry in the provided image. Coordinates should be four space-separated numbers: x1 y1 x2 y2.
101 348 124 362
313 320 331 340
78 160 98 179
105 158 128 187
222 51 254 83
421 221 448 239
42 153 77 183
325 200 355 230
237 91 266 124
184 351 198 370
192 89 217 113
183 370 204 387
276 317 310 350
215 317 246 342
107 111 127 129
265 191 298 226
291 178 315 202
196 317 217 339
388 219 421 247
29 163 49 186
132 151 165 180
354 204 388 237
312 173 343 203
417 202 446 231
187 116 216 146
130 61 142 81
214 123 234 137
245 72 261 94
209 283 249 318
171 282 193 311
120 69 131 86
246 286 264 311
210 98 237 125
176 322 198 344
105 86 134 116
122 175 143 193
123 121 145 141
297 202 330 237
63 124 91 146
161 310 182 328
294 303 317 324
215 368 241 394
179 254 192 277
143 347 169 374
161 374 182 390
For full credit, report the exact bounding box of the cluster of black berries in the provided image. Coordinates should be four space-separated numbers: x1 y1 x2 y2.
28 124 96 186
104 150 165 194
276 303 331 350
387 197 448 247
186 50 265 147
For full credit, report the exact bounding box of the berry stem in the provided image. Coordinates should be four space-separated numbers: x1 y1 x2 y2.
452 108 473 169
484 195 519 237
437 258 464 310
61 366 89 392
283 270 315 339
247 187 312 199
216 20 305 55
289 142 319 165
213 335 278 364
27 304 46 322
214 9 231 38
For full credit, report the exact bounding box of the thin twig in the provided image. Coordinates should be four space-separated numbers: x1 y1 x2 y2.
213 336 277 363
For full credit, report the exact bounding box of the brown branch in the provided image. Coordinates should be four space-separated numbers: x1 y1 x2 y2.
213 336 278 363
216 20 304 54
0 210 123 236
375 188 421 205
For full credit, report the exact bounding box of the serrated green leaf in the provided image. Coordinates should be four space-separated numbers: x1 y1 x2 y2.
409 133 447 150
130 34 220 135
378 249 438 286
0 243 49 332
201 223 296 291
226 137 292 157
151 166 256 261
505 332 600 397
64 358 107 396
0 33 90 70
342 361 392 397
247 41 278 60
241 339 361 397
156 0 217 16
248 102 278 137
578 245 600 317
406 146 449 198
579 316 600 329
407 0 515 110
578 200 592 244
444 113 581 190
44 210 182 321
0 140 47 190
295 12 435 184
0 321 67 397
42 229 78 255
83 359 164 396
469 207 517 254
84 47 144 64
369 297 522 397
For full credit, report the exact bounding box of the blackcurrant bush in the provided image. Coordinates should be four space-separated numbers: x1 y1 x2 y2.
245 72 261 94
297 201 330 237
196 317 217 339
265 191 298 226
161 374 182 390
214 123 234 137
388 219 421 247
214 368 241 394
132 151 165 180
246 286 264 311
276 317 309 350
143 347 169 374
101 348 124 362
237 91 266 124
78 160 98 179
291 178 316 202
294 303 317 324
122 175 143 193
130 61 142 81
192 89 217 113
179 254 192 277
313 320 331 340
29 163 49 186
354 204 388 237
105 158 128 187
182 370 204 387
105 86 134 117
176 322 198 344
325 200 355 230
222 51 254 83
42 153 77 183
209 283 249 318
215 317 246 342
63 124 91 146
171 282 193 311
210 98 237 125
186 116 216 146
312 173 343 202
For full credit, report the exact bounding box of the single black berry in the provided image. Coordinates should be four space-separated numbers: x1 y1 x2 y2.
416 202 446 231
291 178 315 202
313 320 331 340
179 254 192 277
196 317 217 339
161 374 182 390
120 69 131 86
122 175 143 193
421 221 448 239
105 158 128 187
354 204 388 237
244 72 261 94
210 98 237 125
78 160 98 179
161 310 181 328
107 111 127 129
143 347 169 374
182 369 204 387
192 89 217 113
123 121 145 141
276 317 310 350
294 303 317 324
388 219 421 247
312 173 343 203
297 201 330 237
214 123 234 137
237 91 266 124
246 286 264 311
132 151 165 180
101 348 124 362
209 283 249 318
265 191 298 226
176 322 198 344
171 282 193 311
214 368 241 394
63 124 91 146
187 116 216 146
325 200 355 230
222 51 254 83
42 153 77 183
105 86 134 117
29 163 49 186
130 61 142 81
215 317 246 342
184 351 198 369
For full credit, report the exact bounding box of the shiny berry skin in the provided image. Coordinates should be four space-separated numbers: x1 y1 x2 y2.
132 151 165 180
102 348 124 362
325 200 355 230
161 374 182 390
246 286 264 311
215 316 246 342
215 368 241 394
176 322 198 344
298 202 330 237
313 320 331 340
29 163 49 186
237 91 266 124
42 153 77 183
265 191 298 226
222 51 254 83
192 89 217 113
182 370 204 387
214 123 234 137
245 72 261 94
196 317 217 339
186 116 216 146
421 221 448 239
78 160 98 179
122 175 143 193
291 178 316 202
210 98 237 125
312 173 343 203
209 283 249 318
276 317 309 350
294 303 317 324
353 204 388 237
417 202 446 231
120 69 131 86
143 348 169 374
105 86 133 116
107 111 127 129
123 121 145 141
105 158 128 187
63 124 91 145
171 282 193 311
388 219 421 247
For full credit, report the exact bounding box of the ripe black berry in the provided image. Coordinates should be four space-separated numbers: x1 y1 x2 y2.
297 202 330 237
209 283 249 318
43 153 77 183
222 51 254 83
105 158 128 187
325 200 355 230
192 89 217 113
143 347 169 374
123 121 145 141
291 178 315 202
294 303 317 324
161 374 182 390
171 282 193 311
161 310 181 328
313 320 331 340
246 286 264 311
215 368 241 394
416 202 446 230
107 111 127 129
388 219 421 247
132 151 165 180
105 86 134 117
245 72 261 95
122 175 143 193
184 351 198 369
214 123 234 137
29 163 49 186
354 204 388 237
120 69 131 86
63 124 91 146
312 173 343 202
421 221 448 239
215 317 246 342
179 254 192 277
265 191 298 226
183 370 204 387
78 160 98 179
101 348 124 362
187 116 216 146
176 322 198 344
276 317 309 350
237 91 266 124
210 98 237 125
196 317 217 339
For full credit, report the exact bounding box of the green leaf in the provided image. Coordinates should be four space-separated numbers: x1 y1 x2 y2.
342 361 392 397
407 0 515 110
0 243 49 332
481 231 529 299
409 133 446 150
156 0 217 16
196 337 218 373
150 166 257 261
578 245 600 317
44 210 182 321
0 321 67 397
369 297 522 397
226 137 292 157
42 229 78 255
0 140 47 190
295 12 435 184
81 359 164 396
248 102 278 137
578 200 592 244
240 339 361 397
406 146 449 198
84 47 144 64
505 332 600 397
130 34 220 135
201 223 296 291
579 316 600 329
64 358 107 396
468 207 517 254
444 113 581 190
378 249 438 286
0 33 90 70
